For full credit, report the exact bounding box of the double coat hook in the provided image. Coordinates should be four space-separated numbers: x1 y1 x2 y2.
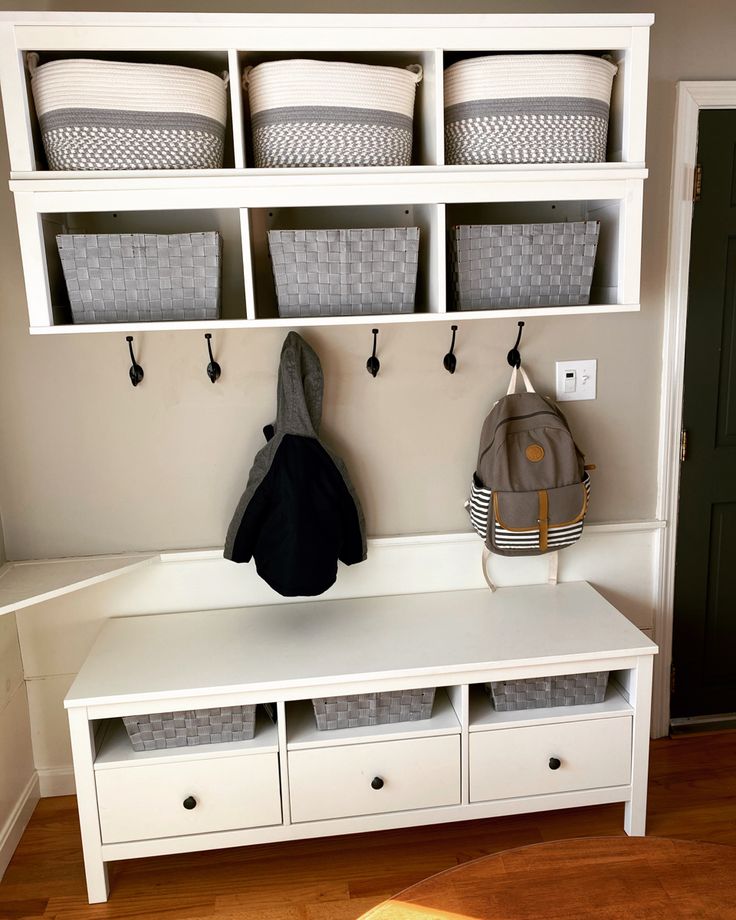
507 321 525 369
366 328 380 378
126 336 144 387
443 325 459 374
205 333 221 383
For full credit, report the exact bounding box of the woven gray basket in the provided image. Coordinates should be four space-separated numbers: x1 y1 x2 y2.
451 221 599 310
487 672 609 712
122 704 256 751
312 688 436 731
57 232 222 323
268 227 420 317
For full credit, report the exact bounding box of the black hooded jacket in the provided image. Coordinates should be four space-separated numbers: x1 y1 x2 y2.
224 332 366 596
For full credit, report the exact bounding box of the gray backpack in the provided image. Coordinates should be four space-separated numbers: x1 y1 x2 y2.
468 366 592 585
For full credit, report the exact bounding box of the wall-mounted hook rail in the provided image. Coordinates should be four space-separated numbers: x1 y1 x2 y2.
443 324 459 374
205 333 221 383
366 328 380 378
126 335 144 387
507 321 525 369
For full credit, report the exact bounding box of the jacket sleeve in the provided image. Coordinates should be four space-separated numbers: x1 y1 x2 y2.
227 473 273 563
338 485 367 566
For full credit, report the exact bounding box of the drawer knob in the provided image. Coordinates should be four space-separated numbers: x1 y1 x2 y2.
182 795 198 810
548 757 562 771
371 776 385 790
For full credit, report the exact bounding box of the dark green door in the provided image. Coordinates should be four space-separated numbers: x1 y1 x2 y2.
672 110 736 719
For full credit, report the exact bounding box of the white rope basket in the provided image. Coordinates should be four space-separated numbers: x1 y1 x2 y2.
28 55 229 170
444 53 617 165
244 59 423 168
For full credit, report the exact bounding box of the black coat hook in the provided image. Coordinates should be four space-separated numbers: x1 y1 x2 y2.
205 333 221 383
126 335 144 387
366 328 380 378
443 324 459 374
507 321 525 369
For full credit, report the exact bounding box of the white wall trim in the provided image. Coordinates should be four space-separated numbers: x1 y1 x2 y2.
0 771 39 880
653 81 736 738
158 521 666 563
38 766 75 798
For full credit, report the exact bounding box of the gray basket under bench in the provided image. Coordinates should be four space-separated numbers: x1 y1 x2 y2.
312 687 436 731
123 704 256 751
487 671 610 712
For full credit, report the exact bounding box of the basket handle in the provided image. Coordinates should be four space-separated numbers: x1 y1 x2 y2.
26 52 39 76
221 69 230 87
405 63 423 83
242 65 254 89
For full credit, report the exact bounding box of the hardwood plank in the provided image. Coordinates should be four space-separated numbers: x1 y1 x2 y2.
0 732 735 920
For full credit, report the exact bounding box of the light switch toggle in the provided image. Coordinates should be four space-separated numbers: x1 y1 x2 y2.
556 360 597 401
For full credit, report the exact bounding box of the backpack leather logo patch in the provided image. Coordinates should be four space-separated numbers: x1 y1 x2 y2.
525 444 545 463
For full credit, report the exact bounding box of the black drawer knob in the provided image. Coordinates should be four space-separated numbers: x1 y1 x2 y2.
371 776 385 790
548 757 562 771
182 795 198 810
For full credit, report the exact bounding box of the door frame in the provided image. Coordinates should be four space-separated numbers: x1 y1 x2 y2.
654 82 736 736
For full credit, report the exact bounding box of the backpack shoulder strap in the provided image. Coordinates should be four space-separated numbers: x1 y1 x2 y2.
482 546 497 592
506 365 536 395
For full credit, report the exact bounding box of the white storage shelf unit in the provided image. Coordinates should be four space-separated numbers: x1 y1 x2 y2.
0 12 652 333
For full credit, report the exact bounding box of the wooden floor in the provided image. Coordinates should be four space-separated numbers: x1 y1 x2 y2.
1 731 735 920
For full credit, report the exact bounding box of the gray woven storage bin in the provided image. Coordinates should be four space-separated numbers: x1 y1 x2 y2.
312 688 436 731
451 221 599 310
487 672 609 712
122 704 256 751
56 232 222 323
268 227 420 317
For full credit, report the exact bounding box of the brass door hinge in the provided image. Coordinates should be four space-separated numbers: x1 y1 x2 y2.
680 428 688 462
693 164 703 202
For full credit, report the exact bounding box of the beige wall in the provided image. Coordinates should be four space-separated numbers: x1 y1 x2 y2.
0 0 734 560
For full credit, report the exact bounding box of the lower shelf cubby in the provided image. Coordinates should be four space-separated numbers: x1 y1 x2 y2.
40 207 247 328
245 202 444 321
446 197 626 314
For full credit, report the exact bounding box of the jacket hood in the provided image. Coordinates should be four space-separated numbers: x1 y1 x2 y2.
276 331 323 436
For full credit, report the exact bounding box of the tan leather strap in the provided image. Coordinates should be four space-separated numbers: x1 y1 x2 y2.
538 489 549 552
482 546 497 592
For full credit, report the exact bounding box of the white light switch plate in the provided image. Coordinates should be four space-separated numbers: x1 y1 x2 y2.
555 360 597 401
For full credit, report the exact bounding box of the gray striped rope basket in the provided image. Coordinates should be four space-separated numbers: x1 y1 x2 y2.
268 227 420 317
244 59 422 168
444 54 617 165
57 231 222 324
28 55 228 171
312 688 436 731
451 221 600 310
487 672 609 712
123 705 256 751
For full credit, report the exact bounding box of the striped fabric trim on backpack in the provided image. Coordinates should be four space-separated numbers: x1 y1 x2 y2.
468 476 492 541
467 473 590 548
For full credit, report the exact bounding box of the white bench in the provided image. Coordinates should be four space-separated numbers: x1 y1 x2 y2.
65 580 657 903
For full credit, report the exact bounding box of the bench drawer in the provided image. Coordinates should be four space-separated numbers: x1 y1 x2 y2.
96 751 282 843
470 716 631 803
289 735 460 823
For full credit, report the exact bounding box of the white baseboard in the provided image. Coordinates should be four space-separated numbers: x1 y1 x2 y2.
0 771 39 881
38 766 75 798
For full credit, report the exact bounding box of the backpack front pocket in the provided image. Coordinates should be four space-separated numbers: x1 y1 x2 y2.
489 473 590 555
468 473 492 541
